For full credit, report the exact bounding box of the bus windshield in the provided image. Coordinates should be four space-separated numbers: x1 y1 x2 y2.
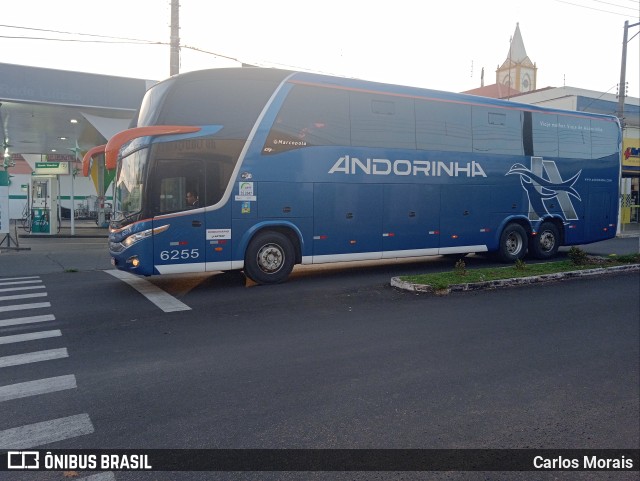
114 147 148 221
137 79 173 127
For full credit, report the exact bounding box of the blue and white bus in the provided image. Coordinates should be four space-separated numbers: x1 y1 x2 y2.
94 68 621 284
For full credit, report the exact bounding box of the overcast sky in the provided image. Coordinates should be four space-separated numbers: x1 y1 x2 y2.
1 0 639 96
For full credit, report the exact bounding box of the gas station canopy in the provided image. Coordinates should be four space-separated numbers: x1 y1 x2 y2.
0 62 155 159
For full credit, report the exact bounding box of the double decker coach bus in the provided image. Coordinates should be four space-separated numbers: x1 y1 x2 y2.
89 68 621 284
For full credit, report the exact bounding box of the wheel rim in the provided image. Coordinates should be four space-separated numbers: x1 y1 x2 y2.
506 231 523 256
539 230 556 253
256 243 284 274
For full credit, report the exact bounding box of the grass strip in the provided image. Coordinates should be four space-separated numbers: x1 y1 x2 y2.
399 253 640 291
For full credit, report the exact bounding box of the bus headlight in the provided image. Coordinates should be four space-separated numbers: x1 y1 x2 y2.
121 224 170 248
122 228 153 247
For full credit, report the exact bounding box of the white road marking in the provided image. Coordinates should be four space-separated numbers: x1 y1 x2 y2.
0 279 43 287
0 329 62 345
0 285 46 293
0 314 55 328
0 348 68 368
0 374 77 402
0 302 51 313
0 413 94 449
106 269 191 312
0 292 48 302
0 276 40 281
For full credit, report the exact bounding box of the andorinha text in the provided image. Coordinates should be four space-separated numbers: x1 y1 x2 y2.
329 156 487 177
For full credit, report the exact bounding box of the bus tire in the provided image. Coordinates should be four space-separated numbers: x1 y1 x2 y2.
244 231 295 284
529 221 560 260
497 223 528 262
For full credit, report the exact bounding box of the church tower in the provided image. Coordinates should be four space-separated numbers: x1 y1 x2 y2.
496 23 537 93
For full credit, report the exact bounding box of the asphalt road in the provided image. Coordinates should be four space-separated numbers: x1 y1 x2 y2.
0 235 638 481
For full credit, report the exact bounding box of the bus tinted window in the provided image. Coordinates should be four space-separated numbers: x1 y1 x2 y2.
150 138 244 211
157 75 282 138
591 119 619 159
558 116 591 159
472 107 523 155
150 158 204 215
350 93 416 150
415 99 472 152
532 113 559 157
264 85 349 154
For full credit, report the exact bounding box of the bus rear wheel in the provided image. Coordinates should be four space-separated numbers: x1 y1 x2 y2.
244 231 295 284
529 222 560 260
497 223 528 262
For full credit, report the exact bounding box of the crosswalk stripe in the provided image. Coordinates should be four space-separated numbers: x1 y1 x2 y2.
0 314 55 328
0 374 77 402
0 280 43 287
106 269 191 312
0 285 46 293
0 413 94 449
0 329 62 345
0 302 51 313
0 276 40 281
0 348 68 368
0 292 48 302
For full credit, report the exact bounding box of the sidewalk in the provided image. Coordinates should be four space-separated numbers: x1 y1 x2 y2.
17 219 109 239
618 222 640 238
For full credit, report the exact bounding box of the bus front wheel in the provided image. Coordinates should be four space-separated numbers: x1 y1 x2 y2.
244 231 295 284
497 223 528 262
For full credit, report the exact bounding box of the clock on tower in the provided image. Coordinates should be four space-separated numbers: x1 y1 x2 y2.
521 71 533 92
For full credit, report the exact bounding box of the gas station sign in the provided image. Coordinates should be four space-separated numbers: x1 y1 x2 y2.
34 162 70 175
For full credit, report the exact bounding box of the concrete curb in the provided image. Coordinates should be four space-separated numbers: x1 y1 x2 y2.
391 263 640 295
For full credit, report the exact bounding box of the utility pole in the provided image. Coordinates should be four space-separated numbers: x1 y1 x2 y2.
617 21 629 128
617 20 640 128
170 0 180 76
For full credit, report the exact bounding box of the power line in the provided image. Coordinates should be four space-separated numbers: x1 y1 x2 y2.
0 23 158 44
0 35 163 46
180 45 240 63
0 23 334 76
554 0 640 17
591 0 640 11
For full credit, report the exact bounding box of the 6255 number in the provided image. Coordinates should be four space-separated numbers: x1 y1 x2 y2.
159 249 200 261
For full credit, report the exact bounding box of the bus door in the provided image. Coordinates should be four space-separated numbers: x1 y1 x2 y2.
382 184 440 256
150 159 206 273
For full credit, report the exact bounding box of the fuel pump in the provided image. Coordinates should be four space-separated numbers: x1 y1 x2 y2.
30 175 59 234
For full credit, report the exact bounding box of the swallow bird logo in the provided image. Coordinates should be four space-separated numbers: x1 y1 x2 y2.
506 156 581 222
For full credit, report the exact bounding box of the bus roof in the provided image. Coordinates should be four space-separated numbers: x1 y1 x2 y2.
158 67 620 124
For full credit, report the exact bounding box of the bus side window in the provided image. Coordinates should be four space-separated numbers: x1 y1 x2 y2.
558 116 592 159
350 92 415 150
591 119 619 159
416 100 472 152
263 85 349 154
472 106 523 155
531 113 559 157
